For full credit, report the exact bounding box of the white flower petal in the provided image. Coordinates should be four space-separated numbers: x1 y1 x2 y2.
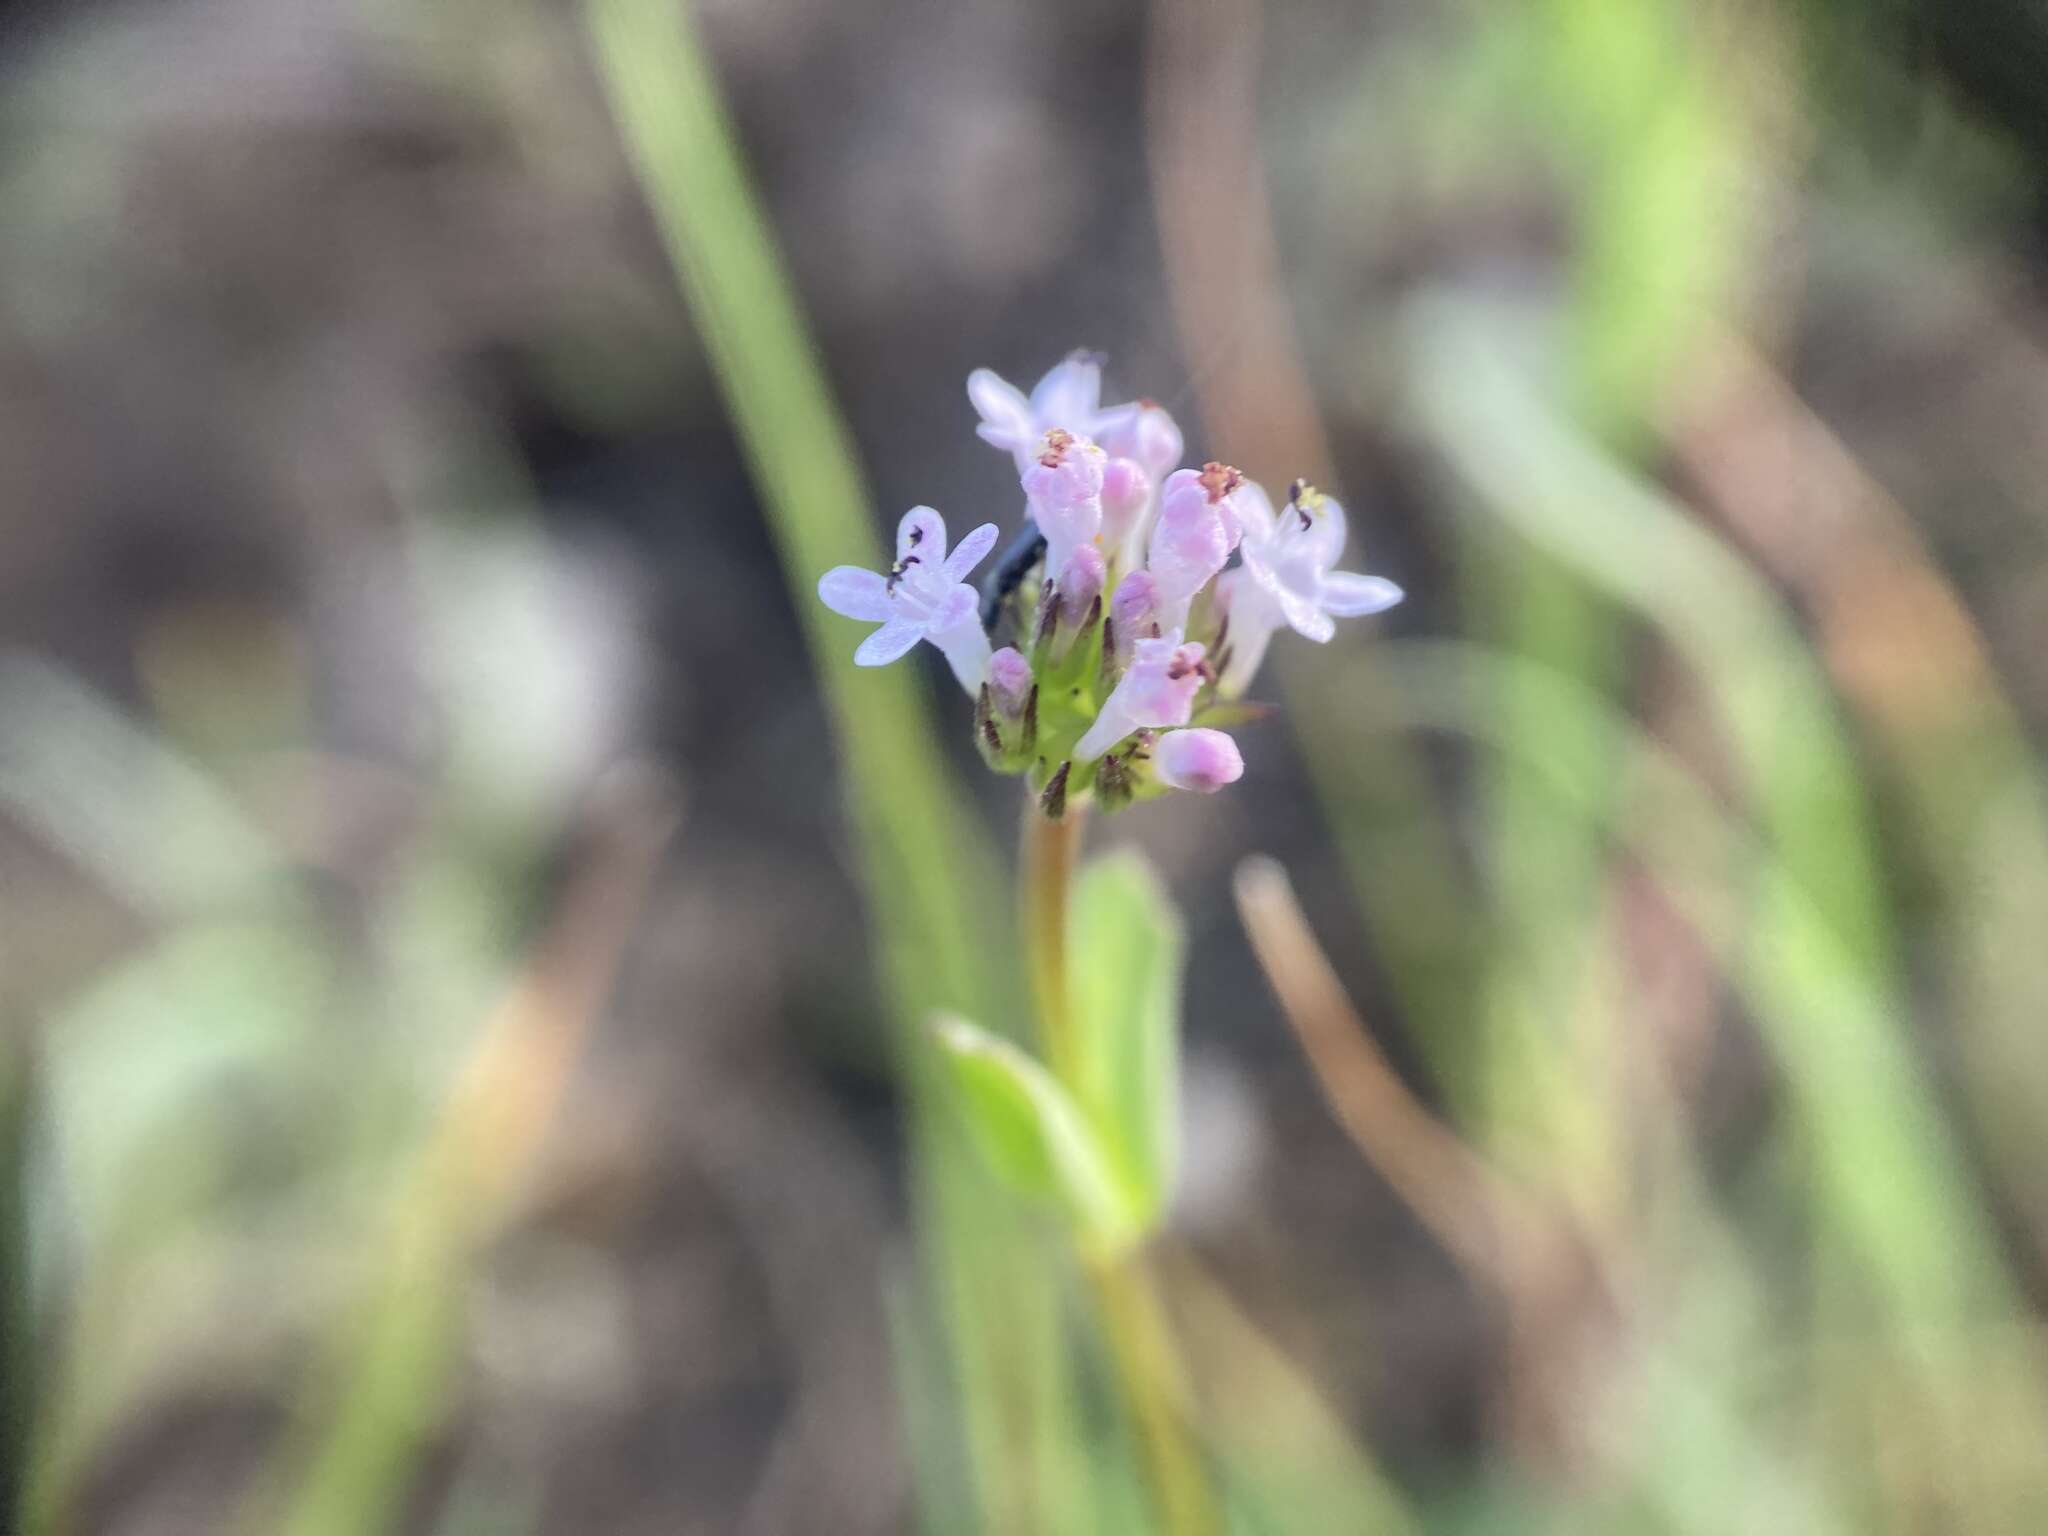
931 611 992 694
1297 494 1348 570
967 369 1033 448
1217 616 1277 698
1075 703 1137 762
1091 399 1143 444
1234 479 1278 543
1318 571 1404 617
817 566 893 622
943 521 1000 582
931 583 981 633
1270 580 1336 642
897 506 947 564
854 617 925 667
1028 353 1103 431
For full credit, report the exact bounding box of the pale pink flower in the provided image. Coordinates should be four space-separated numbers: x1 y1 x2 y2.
1217 481 1402 696
817 507 997 693
1075 632 1208 760
968 353 1135 476
1147 463 1249 632
1022 428 1107 579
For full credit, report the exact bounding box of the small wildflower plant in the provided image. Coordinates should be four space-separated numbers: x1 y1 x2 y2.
817 352 1402 820
817 355 1402 1529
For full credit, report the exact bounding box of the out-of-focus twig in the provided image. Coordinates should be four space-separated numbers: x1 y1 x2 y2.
1145 0 1329 480
1234 856 1625 1472
1232 858 1523 1285
1145 0 1482 1094
1670 335 2000 738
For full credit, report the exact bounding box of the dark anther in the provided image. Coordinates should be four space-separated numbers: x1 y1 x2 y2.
885 552 921 592
1022 685 1039 753
1287 478 1319 529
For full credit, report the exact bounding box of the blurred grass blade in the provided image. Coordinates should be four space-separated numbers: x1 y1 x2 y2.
1407 299 1889 967
1066 852 1184 1231
1162 1252 1423 1536
581 4 1086 1529
580 0 1000 1013
0 652 278 917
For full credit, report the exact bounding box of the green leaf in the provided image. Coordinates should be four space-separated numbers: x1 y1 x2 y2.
1067 852 1185 1232
932 1017 1141 1252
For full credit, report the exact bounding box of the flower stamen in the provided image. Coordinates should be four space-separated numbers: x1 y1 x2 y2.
1038 427 1077 467
1198 460 1244 503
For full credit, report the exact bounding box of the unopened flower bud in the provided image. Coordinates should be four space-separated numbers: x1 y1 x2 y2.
987 646 1034 718
1100 457 1151 560
1098 401 1184 482
1110 569 1160 667
1057 544 1105 627
1154 728 1243 793
1111 568 1159 633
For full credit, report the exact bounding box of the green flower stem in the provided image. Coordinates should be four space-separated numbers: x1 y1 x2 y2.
1022 798 1085 1088
1022 800 1215 1536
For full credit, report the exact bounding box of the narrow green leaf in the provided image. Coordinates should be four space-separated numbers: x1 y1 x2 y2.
1067 852 1185 1231
932 1017 1139 1252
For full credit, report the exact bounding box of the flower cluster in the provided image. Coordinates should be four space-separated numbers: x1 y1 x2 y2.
817 352 1402 816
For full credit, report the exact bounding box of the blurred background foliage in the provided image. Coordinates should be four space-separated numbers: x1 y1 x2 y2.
5 0 2048 1531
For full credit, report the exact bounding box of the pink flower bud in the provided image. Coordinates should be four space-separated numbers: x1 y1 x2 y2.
1154 728 1243 793
1109 569 1159 665
1056 543 1106 626
1100 457 1151 551
1099 401 1184 481
987 646 1033 718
